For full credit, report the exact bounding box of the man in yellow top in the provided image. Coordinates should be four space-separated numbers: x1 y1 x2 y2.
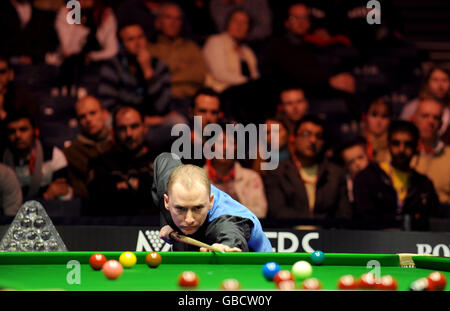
353 121 441 230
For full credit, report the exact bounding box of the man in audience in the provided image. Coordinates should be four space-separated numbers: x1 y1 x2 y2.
263 115 351 219
412 99 450 206
1 111 72 201
63 96 112 199
353 121 440 230
149 3 208 100
98 22 186 151
339 136 369 205
203 123 268 219
87 106 159 216
277 86 309 134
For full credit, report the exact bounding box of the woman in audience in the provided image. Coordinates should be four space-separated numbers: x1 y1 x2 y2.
203 8 259 93
361 97 392 163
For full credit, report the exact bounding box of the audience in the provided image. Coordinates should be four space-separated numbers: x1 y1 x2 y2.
263 115 351 220
0 162 22 216
411 99 450 206
277 86 309 134
209 0 272 43
149 3 208 100
87 106 159 216
361 97 392 163
203 8 260 93
400 64 450 141
55 0 119 86
0 0 58 65
1 110 73 201
63 96 112 199
353 121 440 230
338 136 369 205
203 124 268 218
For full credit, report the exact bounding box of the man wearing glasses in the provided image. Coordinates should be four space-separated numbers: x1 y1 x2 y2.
353 121 440 230
263 115 351 220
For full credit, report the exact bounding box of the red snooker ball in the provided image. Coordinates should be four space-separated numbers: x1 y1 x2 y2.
221 279 241 290
302 278 322 290
146 252 162 268
273 270 294 285
359 273 377 289
102 260 123 280
276 280 296 290
89 253 107 271
427 272 447 291
178 271 199 288
337 275 358 290
376 275 398 290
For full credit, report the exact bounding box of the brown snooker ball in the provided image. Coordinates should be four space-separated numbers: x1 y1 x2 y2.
145 252 162 268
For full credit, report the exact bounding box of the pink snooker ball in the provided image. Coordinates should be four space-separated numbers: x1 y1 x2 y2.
102 260 123 280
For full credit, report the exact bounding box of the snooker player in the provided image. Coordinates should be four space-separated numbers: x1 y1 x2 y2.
152 152 273 252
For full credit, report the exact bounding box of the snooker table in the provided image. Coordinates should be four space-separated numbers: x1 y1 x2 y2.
0 252 449 291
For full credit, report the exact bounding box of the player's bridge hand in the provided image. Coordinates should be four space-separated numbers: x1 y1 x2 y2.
200 244 242 253
158 225 175 244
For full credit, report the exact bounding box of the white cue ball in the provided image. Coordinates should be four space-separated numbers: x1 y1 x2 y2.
292 260 313 280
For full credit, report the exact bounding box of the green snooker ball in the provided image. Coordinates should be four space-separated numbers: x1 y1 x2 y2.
310 250 325 265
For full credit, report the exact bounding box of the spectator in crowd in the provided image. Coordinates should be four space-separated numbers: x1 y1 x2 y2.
252 116 290 176
401 64 450 141
263 115 351 219
63 96 112 199
277 86 309 134
180 0 216 45
203 8 260 93
203 123 268 218
98 22 186 151
353 121 440 230
338 136 369 205
178 88 224 167
0 162 22 216
87 106 159 216
1 111 73 201
116 0 191 42
260 2 355 97
55 0 119 87
411 99 450 205
209 0 272 43
361 97 392 163
0 0 58 65
0 56 39 125
149 3 208 100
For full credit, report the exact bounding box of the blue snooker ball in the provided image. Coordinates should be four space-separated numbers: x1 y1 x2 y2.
310 250 325 265
262 262 281 281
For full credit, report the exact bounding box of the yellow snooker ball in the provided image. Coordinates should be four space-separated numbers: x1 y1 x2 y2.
119 252 137 268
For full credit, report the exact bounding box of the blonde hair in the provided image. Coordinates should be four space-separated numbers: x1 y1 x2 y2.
168 165 211 196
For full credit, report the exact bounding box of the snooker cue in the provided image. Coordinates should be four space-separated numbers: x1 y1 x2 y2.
169 232 225 253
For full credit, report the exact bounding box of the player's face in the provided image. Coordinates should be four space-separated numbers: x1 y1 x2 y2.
227 11 250 42
294 122 324 159
120 25 148 56
285 4 310 36
6 118 35 152
428 69 449 99
366 102 390 136
114 109 147 152
280 89 308 122
156 5 183 38
342 145 369 179
75 98 108 138
164 182 214 235
192 95 221 129
389 131 415 171
414 100 443 142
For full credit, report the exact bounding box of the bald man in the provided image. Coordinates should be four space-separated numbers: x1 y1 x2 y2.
153 153 272 252
412 99 450 206
64 96 112 199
